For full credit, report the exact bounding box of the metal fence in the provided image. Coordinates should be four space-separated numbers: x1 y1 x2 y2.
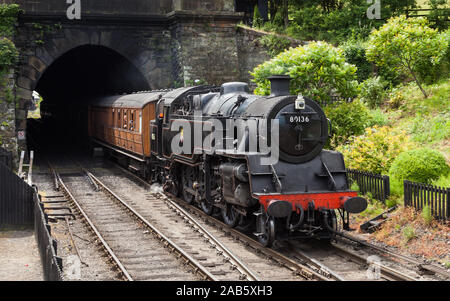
347 169 390 203
34 192 64 281
404 180 449 220
0 162 34 226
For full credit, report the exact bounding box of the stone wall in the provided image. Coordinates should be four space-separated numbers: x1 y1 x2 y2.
2 1 278 165
236 26 271 87
172 17 240 86
2 0 173 15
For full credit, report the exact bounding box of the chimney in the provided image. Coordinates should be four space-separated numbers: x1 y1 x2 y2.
268 75 291 96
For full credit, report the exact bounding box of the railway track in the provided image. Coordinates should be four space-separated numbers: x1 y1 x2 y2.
41 153 447 282
93 158 441 281
284 240 418 281
47 160 215 281
83 159 328 281
335 233 450 280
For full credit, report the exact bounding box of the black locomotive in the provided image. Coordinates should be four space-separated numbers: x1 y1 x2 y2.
48 75 368 247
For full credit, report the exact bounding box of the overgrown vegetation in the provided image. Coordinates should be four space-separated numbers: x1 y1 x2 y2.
0 3 19 74
251 3 449 251
366 16 448 98
251 41 359 103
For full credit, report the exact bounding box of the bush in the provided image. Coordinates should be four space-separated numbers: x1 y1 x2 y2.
0 4 20 38
0 37 18 69
432 173 450 187
340 39 372 82
389 148 449 185
258 34 292 57
415 30 450 84
366 16 448 98
251 41 359 103
324 100 371 146
337 126 410 174
359 76 389 108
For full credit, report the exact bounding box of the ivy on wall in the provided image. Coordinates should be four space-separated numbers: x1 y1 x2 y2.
0 4 20 74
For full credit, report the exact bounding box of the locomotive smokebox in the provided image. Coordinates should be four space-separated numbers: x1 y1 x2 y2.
268 75 292 96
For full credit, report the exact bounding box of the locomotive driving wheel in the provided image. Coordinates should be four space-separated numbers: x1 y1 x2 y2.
256 206 276 247
221 204 239 228
200 200 214 215
181 167 195 204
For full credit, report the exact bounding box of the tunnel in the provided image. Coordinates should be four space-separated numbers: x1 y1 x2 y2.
36 45 150 103
28 45 150 150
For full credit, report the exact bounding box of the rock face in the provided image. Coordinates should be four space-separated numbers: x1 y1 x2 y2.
3 0 275 164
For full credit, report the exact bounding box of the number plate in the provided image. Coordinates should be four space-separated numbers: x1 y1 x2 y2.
288 115 310 123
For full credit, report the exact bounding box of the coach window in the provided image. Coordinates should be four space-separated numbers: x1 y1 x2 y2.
130 110 135 131
123 110 128 130
118 110 122 128
112 109 115 127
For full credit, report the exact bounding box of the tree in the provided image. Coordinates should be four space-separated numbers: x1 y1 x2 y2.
251 41 359 103
366 15 448 98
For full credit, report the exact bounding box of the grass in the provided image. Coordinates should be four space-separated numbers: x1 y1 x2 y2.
384 78 450 160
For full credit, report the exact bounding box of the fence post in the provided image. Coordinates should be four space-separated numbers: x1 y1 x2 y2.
383 175 390 202
447 188 450 220
404 180 408 207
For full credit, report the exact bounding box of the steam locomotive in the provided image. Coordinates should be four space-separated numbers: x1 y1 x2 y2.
78 75 367 246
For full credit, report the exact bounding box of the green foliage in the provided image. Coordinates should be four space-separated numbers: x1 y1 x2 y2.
389 148 449 185
359 76 389 108
357 198 385 219
251 41 359 103
324 100 371 146
385 197 399 208
427 0 450 31
350 181 360 192
408 113 450 145
366 108 389 127
415 29 450 84
282 0 413 44
366 16 448 97
0 4 20 38
0 4 19 73
337 126 411 174
421 205 433 225
340 39 372 82
432 173 450 187
253 5 264 28
0 37 18 69
403 225 416 242
258 34 291 57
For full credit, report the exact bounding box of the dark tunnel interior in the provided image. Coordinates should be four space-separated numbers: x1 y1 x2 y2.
29 45 151 150
36 45 150 103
